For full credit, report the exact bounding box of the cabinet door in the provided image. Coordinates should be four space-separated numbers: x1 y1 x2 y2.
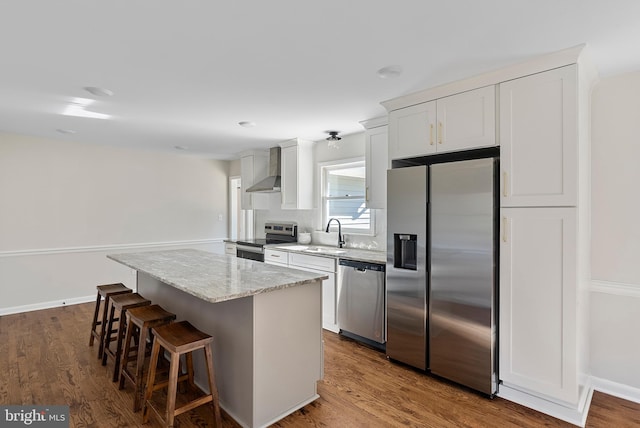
365 125 388 209
500 65 577 207
240 154 268 210
436 85 496 153
280 145 298 209
280 140 314 210
500 207 577 403
289 254 338 333
388 101 436 160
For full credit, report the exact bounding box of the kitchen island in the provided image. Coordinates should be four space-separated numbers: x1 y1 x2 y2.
107 249 327 428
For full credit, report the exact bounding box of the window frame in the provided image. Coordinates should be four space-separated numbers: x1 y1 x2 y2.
317 157 374 236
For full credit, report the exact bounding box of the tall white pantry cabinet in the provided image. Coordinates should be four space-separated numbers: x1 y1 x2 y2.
382 46 596 425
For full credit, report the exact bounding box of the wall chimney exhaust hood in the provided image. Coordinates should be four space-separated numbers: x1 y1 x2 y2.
246 146 281 193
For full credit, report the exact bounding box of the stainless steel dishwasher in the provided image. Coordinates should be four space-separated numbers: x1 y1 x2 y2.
338 259 386 349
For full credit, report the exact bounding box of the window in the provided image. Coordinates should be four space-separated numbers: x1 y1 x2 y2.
321 159 373 235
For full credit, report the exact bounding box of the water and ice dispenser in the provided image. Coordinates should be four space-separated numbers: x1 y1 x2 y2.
393 234 417 270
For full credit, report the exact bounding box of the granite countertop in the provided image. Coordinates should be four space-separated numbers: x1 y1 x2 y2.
268 244 386 264
107 249 328 303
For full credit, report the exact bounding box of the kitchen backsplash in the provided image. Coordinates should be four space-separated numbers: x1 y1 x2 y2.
254 196 386 252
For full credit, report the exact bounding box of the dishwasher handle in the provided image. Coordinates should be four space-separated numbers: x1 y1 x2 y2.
339 259 385 272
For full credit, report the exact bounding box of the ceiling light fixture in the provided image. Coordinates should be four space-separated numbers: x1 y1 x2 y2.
377 65 403 79
238 121 257 128
62 97 111 120
326 131 342 149
84 86 114 97
326 131 341 141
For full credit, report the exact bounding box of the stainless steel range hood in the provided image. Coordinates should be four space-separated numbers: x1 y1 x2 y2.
246 146 281 193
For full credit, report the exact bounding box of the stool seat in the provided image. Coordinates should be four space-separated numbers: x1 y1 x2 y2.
102 292 151 382
143 321 222 427
119 304 176 412
89 283 132 359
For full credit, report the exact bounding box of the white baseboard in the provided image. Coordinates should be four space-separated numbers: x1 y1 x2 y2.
498 380 594 427
591 376 640 404
0 295 96 316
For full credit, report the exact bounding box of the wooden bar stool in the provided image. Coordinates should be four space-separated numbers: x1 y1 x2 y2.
142 321 222 428
102 292 151 382
119 304 176 412
89 283 132 359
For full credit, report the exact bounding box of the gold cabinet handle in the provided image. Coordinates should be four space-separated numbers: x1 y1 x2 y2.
503 171 508 197
502 217 508 243
429 124 434 145
366 187 369 202
438 122 443 144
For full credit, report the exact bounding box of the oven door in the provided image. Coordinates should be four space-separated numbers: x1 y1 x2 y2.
236 244 264 262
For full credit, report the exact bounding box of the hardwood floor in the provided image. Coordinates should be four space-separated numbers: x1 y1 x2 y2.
1 302 638 427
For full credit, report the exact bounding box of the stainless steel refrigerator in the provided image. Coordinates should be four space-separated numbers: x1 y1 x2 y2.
386 151 498 395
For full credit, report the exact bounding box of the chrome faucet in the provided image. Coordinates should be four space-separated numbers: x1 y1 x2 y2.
325 218 345 248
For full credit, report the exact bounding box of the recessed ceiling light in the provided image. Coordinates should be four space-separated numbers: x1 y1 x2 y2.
174 145 188 151
238 121 257 128
377 65 403 79
56 128 76 134
84 86 114 97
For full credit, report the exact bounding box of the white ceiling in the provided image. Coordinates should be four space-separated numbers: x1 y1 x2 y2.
1 1 639 159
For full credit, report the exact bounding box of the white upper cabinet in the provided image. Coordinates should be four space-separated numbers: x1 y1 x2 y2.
280 138 314 210
500 65 578 207
362 117 389 209
436 85 496 152
240 150 269 210
388 101 436 159
388 86 495 160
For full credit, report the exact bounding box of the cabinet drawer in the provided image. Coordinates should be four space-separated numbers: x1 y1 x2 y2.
289 253 336 272
264 249 289 265
224 243 237 256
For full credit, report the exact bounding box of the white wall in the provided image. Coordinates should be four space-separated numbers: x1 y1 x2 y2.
590 71 640 393
0 133 229 314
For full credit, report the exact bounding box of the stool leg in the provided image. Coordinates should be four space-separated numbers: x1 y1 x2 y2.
132 324 148 412
89 292 101 346
142 339 161 424
97 295 113 359
185 352 195 389
118 317 135 390
204 345 222 427
166 352 180 428
102 303 116 366
112 308 127 382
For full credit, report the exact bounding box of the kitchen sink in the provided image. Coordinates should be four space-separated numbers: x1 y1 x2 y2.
304 247 346 254
276 245 346 255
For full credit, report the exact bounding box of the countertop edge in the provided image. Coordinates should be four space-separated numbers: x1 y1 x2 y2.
107 252 328 303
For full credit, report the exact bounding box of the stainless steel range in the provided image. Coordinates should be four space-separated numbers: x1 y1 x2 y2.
236 221 297 261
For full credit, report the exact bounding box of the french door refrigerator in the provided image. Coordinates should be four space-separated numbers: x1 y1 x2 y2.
386 150 498 395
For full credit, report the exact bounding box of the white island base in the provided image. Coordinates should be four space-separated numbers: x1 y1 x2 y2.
137 271 323 428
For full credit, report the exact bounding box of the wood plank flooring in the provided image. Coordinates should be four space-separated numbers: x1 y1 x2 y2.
1 302 639 427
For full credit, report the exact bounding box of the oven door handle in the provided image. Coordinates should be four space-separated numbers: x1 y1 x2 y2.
236 244 264 254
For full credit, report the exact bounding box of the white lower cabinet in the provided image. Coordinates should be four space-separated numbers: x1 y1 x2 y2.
289 253 338 333
500 207 578 404
264 250 338 333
